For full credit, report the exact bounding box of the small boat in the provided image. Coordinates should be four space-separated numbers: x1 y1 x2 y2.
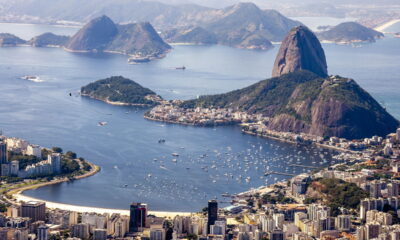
176 66 186 70
158 139 166 143
172 153 179 157
21 75 42 82
128 56 150 64
172 159 177 163
98 121 108 126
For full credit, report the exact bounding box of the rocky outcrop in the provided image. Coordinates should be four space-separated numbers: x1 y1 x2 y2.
317 22 384 43
272 26 328 78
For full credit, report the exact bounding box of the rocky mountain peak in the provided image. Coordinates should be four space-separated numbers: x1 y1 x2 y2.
65 15 118 51
272 26 328 78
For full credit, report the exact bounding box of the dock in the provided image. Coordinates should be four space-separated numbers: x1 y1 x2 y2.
288 164 319 169
265 171 296 177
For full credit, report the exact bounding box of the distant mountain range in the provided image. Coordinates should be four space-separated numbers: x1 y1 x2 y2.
0 1 302 50
180 26 398 139
317 22 384 43
164 2 301 49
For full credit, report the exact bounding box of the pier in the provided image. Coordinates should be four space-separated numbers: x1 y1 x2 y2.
288 164 319 169
265 171 296 177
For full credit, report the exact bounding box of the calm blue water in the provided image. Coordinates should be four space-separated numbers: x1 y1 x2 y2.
0 23 399 211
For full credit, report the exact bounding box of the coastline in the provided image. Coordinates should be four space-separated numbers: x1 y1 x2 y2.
374 19 400 32
241 130 356 154
13 194 192 218
81 94 155 107
144 113 354 154
144 114 237 127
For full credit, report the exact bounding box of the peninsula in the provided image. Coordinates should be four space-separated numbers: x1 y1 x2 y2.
145 26 399 140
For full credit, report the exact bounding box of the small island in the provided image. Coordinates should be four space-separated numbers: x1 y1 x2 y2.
28 32 70 47
317 22 384 44
0 33 26 47
81 76 162 106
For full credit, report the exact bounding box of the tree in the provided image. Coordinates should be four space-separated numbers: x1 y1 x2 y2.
65 151 77 159
41 148 51 160
52 147 63 153
0 203 8 212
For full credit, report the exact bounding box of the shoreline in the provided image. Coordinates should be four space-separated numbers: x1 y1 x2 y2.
144 114 237 127
81 94 155 107
241 130 356 154
4 156 192 218
144 113 354 154
13 193 192 218
374 19 400 32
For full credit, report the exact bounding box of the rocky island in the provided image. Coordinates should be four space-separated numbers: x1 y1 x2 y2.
81 76 162 106
0 33 26 46
317 22 384 44
28 32 70 47
66 15 171 60
147 26 399 140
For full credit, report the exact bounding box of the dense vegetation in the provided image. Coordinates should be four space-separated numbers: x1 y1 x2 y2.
7 147 87 178
81 76 159 105
181 70 322 118
8 152 41 170
261 193 295 204
311 178 369 216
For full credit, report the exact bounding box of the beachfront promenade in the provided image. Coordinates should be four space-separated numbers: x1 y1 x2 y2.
14 193 192 218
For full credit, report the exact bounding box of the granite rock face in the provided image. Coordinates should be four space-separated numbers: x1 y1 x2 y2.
272 26 328 78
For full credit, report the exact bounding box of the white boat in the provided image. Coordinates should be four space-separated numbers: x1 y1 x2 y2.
98 121 108 126
21 75 43 82
172 153 179 157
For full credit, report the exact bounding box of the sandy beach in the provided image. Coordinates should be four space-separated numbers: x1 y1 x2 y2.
14 193 192 218
375 19 400 32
